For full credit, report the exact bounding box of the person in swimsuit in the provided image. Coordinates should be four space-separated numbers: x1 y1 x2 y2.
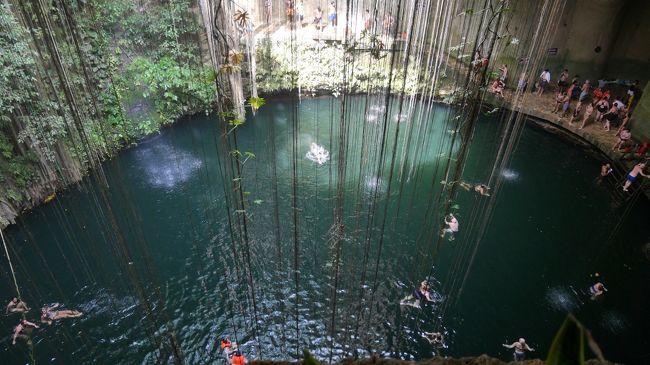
589 282 607 298
600 163 612 177
264 0 272 24
579 80 590 102
6 297 30 314
474 184 491 196
560 92 571 117
557 69 569 92
503 338 534 361
578 101 595 129
424 331 444 346
552 91 564 113
612 129 631 151
595 97 609 122
40 304 83 325
12 319 39 345
623 162 648 191
327 1 337 28
602 105 619 132
313 7 323 29
441 214 459 241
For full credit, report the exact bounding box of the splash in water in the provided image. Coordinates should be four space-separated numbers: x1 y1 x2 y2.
135 140 203 189
305 142 330 165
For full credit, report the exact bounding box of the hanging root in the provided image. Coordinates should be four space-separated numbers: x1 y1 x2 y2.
326 222 345 248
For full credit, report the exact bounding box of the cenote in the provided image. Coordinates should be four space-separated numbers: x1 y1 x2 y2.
1 96 648 364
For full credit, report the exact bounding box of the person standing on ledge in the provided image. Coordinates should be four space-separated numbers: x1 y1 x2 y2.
327 1 337 28
503 338 535 361
536 69 551 96
623 162 648 191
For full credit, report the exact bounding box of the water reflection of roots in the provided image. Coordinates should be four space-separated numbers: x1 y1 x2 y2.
306 142 330 165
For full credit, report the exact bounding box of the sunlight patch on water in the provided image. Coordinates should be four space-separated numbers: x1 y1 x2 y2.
500 168 520 181
135 141 202 188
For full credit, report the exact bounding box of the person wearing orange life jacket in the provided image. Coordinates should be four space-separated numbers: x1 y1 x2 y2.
220 338 232 351
231 350 247 365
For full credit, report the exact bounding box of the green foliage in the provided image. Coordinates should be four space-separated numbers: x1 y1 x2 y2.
128 57 216 125
247 97 266 110
0 2 38 114
302 349 321 365
0 0 217 222
546 315 604 365
256 39 423 94
547 316 585 365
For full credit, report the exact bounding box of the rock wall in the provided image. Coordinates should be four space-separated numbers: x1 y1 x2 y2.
630 81 650 141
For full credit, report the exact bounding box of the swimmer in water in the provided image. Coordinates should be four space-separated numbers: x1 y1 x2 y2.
502 338 534 361
600 163 612 177
12 319 39 345
458 181 490 196
474 184 490 196
589 282 607 298
40 304 83 325
6 297 30 314
441 214 459 241
400 280 434 308
424 331 444 346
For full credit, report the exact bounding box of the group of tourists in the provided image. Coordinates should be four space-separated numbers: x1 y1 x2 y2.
269 0 337 30
544 71 639 135
530 68 649 192
6 297 83 345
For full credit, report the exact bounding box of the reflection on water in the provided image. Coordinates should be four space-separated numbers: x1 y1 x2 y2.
134 139 202 188
500 168 519 181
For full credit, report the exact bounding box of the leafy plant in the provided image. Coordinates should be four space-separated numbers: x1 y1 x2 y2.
233 10 250 28
546 315 604 365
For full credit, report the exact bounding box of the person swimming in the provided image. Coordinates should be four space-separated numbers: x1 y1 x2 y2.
589 282 607 298
40 303 83 325
474 184 490 196
12 319 39 345
424 331 444 346
400 280 435 308
6 297 30 314
502 338 534 361
441 214 459 241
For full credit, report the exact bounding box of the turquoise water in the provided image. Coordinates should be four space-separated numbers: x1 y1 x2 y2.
1 97 648 364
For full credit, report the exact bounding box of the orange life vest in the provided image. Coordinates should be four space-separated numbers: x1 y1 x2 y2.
231 354 246 365
220 340 231 350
